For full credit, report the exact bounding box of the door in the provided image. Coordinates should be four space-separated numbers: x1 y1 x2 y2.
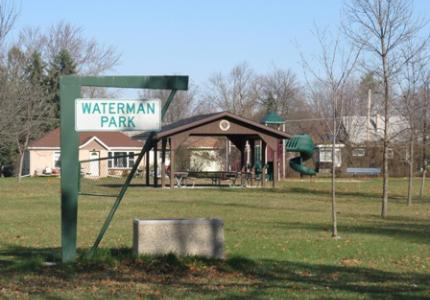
89 152 100 177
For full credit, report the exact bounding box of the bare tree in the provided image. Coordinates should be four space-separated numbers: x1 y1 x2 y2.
4 47 52 181
0 0 17 48
140 83 198 124
44 22 120 75
397 40 429 206
302 28 360 238
344 0 428 217
418 72 430 199
205 62 258 118
0 17 120 177
0 1 18 171
256 67 300 119
16 22 120 98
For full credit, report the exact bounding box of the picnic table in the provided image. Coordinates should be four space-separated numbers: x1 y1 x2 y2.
187 171 240 186
173 171 189 187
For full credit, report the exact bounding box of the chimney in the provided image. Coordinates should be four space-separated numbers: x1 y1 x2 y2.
375 113 381 134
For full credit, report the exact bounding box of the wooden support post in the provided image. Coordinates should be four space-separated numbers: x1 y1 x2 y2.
250 139 255 186
240 148 245 171
145 149 150 186
225 139 229 171
241 166 245 186
273 145 278 188
170 139 175 189
161 139 166 188
282 141 286 179
251 167 255 186
261 140 266 187
250 140 255 168
153 143 158 187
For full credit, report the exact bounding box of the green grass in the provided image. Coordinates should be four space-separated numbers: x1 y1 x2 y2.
0 177 429 299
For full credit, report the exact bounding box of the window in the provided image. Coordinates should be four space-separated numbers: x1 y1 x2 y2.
352 148 366 157
319 148 342 167
128 152 135 167
114 152 127 168
108 151 135 168
53 151 61 168
387 148 394 159
319 148 332 163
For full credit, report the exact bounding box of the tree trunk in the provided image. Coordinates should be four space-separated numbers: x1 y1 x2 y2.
420 168 426 199
420 105 427 199
331 96 338 238
17 150 24 183
407 138 414 206
16 133 30 183
331 148 337 237
381 49 389 218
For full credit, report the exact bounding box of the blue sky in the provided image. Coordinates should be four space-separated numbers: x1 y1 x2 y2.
11 0 430 87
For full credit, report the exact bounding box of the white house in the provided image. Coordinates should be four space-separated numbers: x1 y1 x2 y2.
317 114 409 168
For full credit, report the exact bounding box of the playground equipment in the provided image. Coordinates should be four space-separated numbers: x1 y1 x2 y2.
286 134 318 176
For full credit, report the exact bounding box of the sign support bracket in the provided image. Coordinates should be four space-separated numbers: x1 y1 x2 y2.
87 89 177 257
60 75 188 263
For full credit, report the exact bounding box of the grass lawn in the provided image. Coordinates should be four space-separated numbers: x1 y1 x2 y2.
0 177 429 299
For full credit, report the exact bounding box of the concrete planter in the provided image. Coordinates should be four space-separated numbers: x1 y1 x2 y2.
133 218 224 259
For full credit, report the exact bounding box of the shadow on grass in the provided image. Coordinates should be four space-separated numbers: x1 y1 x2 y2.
0 245 429 299
215 185 430 204
290 186 430 203
271 220 430 245
161 199 322 214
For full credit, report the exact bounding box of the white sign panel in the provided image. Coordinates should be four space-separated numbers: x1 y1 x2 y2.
75 98 161 132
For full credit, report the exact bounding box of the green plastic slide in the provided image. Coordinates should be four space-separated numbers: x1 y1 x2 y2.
286 134 318 176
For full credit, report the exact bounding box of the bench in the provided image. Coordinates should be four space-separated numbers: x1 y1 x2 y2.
346 167 381 176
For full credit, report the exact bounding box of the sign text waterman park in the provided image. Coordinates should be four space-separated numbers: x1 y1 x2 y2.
75 98 161 131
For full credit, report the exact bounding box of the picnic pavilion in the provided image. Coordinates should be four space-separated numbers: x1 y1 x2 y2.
134 111 290 188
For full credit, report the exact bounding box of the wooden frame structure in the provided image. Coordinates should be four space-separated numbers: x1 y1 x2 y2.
135 111 290 188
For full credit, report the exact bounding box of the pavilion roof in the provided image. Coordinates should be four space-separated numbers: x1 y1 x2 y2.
134 111 290 141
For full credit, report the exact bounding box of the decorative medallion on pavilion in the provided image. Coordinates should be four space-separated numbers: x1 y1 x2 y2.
219 119 231 131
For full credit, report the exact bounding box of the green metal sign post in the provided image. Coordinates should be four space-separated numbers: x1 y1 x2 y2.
60 75 188 263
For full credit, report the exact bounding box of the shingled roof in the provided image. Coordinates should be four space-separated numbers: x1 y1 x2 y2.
29 128 143 148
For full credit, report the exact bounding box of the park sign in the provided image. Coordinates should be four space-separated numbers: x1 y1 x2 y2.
75 98 161 132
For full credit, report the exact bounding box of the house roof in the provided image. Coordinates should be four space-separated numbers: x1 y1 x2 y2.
134 111 290 140
28 128 143 149
342 114 409 145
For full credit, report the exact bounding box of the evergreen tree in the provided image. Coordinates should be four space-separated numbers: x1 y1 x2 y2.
27 51 45 86
48 49 76 121
357 71 383 115
265 92 277 113
26 51 54 134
